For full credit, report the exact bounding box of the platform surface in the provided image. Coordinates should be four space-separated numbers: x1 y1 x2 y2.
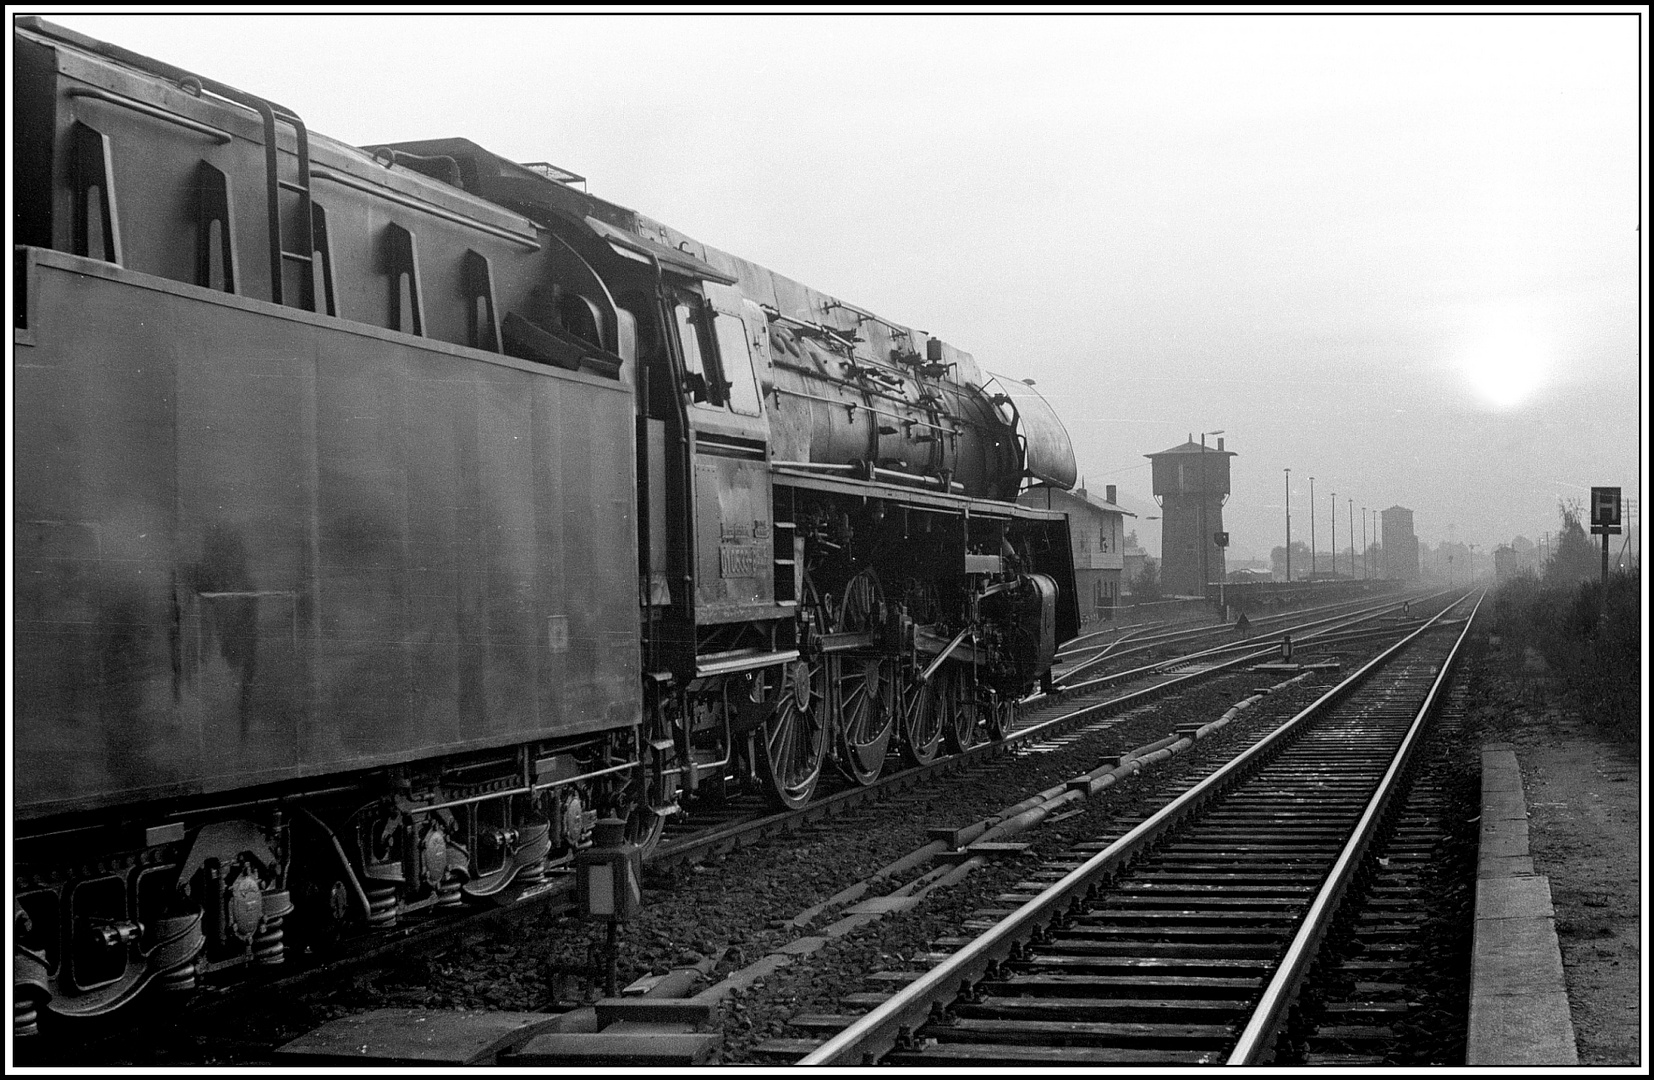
274 1008 564 1065
503 1031 721 1065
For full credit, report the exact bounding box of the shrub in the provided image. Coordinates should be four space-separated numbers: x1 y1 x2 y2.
1491 568 1641 744
1130 556 1162 601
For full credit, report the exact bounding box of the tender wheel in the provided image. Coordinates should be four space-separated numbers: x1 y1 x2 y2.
756 652 828 810
833 569 894 785
898 671 945 766
298 878 352 954
940 665 985 754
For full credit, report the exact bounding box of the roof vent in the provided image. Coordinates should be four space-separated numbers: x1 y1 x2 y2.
520 161 586 187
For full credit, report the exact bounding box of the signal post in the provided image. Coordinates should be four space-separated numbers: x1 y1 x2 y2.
1590 487 1622 581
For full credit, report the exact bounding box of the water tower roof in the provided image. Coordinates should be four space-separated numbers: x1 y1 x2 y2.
1145 440 1237 459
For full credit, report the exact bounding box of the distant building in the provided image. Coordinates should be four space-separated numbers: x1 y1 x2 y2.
1123 540 1148 591
1147 436 1235 597
1381 506 1420 581
1504 536 1542 577
1020 482 1136 621
1494 544 1525 583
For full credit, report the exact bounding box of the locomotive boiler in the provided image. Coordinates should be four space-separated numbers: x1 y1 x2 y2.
10 17 1080 1035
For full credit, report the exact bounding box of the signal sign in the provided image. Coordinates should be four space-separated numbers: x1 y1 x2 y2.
1590 487 1622 535
1213 531 1229 548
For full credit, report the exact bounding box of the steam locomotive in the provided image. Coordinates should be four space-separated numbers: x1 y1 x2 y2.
11 17 1079 1034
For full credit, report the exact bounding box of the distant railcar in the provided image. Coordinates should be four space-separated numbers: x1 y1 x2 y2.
12 16 1080 1034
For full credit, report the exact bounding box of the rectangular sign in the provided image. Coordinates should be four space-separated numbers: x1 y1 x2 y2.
1590 487 1622 534
719 544 761 579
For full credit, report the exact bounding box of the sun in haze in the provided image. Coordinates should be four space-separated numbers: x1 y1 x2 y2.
1456 312 1552 412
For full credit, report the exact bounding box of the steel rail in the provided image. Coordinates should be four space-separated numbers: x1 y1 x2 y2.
1228 588 1484 1063
1054 587 1445 667
800 593 1469 1066
1051 593 1418 696
1054 590 1409 661
1052 626 1143 668
1052 593 1419 688
1056 621 1148 652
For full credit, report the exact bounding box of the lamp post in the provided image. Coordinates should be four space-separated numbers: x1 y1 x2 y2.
1349 499 1355 579
1309 477 1316 581
1199 430 1223 605
1373 509 1380 580
1330 490 1336 582
1360 505 1367 579
1284 468 1292 582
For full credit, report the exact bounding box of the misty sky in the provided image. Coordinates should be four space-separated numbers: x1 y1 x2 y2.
35 11 1646 565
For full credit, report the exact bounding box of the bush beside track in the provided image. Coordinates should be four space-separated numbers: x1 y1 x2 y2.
1489 570 1640 744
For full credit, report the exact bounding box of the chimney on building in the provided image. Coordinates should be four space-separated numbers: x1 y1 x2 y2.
1217 437 1225 452
1105 484 1117 504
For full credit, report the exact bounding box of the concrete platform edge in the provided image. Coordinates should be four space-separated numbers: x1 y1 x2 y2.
1465 746 1579 1066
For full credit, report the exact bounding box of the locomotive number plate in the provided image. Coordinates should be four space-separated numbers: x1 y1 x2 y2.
719 545 761 579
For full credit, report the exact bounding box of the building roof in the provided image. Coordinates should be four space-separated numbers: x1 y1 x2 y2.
1071 487 1138 517
1145 438 1236 458
1018 484 1137 518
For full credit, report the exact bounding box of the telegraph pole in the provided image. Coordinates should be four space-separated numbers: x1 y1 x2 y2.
1284 469 1292 582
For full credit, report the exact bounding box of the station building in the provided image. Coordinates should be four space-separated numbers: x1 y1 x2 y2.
1020 482 1135 621
1147 436 1235 598
1381 505 1421 581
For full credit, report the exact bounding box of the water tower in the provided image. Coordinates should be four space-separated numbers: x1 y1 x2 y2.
1381 505 1420 581
1147 434 1235 598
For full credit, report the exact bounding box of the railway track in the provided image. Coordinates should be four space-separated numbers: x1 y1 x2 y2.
18 592 1460 1063
651 590 1439 869
796 591 1482 1066
1050 589 1441 692
1052 589 1417 675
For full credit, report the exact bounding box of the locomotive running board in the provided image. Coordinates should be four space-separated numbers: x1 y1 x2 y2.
694 647 801 679
769 466 1067 523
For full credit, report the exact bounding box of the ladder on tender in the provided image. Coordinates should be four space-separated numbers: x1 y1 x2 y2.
31 25 319 311
189 84 318 310
247 98 316 311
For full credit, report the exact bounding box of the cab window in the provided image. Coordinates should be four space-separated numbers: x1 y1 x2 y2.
674 302 712 400
675 299 764 416
712 312 763 416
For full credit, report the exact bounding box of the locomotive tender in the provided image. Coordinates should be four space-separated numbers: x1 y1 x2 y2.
11 17 1079 1033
